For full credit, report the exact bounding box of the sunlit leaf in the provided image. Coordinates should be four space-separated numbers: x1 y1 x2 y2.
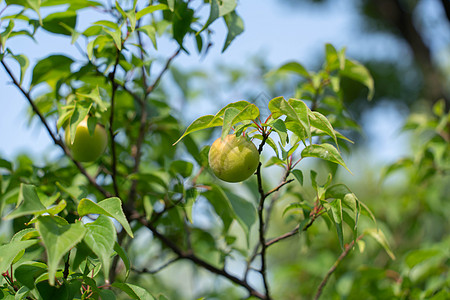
112 282 155 300
0 240 38 274
222 11 243 52
84 215 116 280
302 143 351 174
42 11 77 36
36 216 86 285
78 197 134 238
364 228 395 260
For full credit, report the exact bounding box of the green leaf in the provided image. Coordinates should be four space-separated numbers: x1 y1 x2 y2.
301 143 351 174
14 262 47 290
137 25 157 49
3 184 65 220
136 4 168 20
173 115 222 145
36 216 87 285
76 86 108 112
227 191 256 246
340 59 374 100
221 107 241 140
42 11 77 36
309 111 338 147
114 242 131 279
0 240 38 274
67 102 91 144
174 101 257 145
222 11 243 52
269 97 312 143
14 285 30 300
8 52 29 85
112 282 155 300
364 228 395 260
270 119 287 146
31 54 73 88
405 248 443 269
328 199 344 249
77 197 134 238
103 27 122 50
172 1 193 47
198 0 237 34
274 61 309 78
169 160 193 178
202 185 235 233
291 169 303 185
84 215 116 280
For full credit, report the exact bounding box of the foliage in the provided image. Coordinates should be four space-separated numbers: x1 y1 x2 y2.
0 0 446 299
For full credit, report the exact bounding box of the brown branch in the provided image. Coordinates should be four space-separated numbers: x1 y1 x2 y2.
132 257 180 274
265 211 320 248
255 132 271 299
129 210 267 300
108 48 121 198
127 47 182 207
146 48 181 95
314 234 365 300
1 59 111 198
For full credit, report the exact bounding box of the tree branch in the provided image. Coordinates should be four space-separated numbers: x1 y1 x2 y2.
108 48 121 198
129 210 267 300
265 211 320 248
314 234 364 300
255 132 271 299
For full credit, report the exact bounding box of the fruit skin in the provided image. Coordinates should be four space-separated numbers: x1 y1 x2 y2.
65 118 108 162
208 134 260 183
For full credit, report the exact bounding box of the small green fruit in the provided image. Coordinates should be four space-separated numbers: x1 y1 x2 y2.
65 118 108 162
208 134 260 183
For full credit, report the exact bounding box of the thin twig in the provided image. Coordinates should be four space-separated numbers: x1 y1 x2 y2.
108 48 121 198
146 47 181 95
265 211 321 248
314 234 365 300
132 257 180 274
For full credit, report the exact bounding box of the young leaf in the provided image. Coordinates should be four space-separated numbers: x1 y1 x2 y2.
36 216 86 285
221 107 241 140
329 199 344 249
340 59 374 100
173 115 223 145
4 183 45 220
308 111 338 147
222 11 244 52
31 54 73 88
112 282 155 300
198 0 237 34
136 4 169 20
114 242 131 279
364 228 395 260
301 143 351 174
84 215 116 280
77 197 134 238
42 11 77 36
273 61 309 78
0 240 38 274
291 169 303 185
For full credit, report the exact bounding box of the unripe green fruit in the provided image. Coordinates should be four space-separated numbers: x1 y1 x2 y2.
208 134 260 183
65 118 108 162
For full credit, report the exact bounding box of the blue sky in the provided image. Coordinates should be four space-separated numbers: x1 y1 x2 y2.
0 0 412 165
